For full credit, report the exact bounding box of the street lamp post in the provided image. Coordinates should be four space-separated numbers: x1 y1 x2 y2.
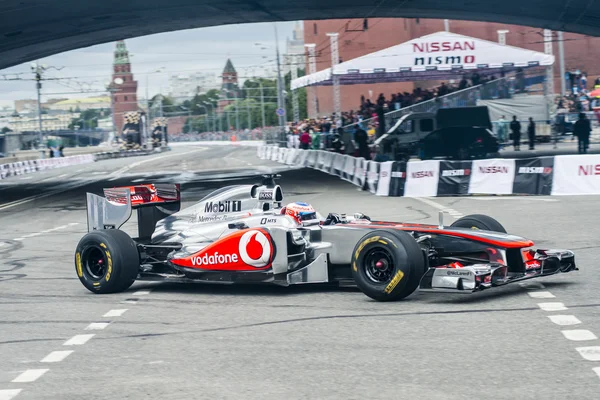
31 62 47 157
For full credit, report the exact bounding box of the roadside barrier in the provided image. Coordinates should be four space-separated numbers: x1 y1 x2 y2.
0 147 168 181
258 145 600 196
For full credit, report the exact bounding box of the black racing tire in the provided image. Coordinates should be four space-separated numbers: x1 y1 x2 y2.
450 214 507 233
351 230 425 302
75 229 140 294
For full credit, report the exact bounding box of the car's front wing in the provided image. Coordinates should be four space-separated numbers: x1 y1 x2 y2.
419 249 577 293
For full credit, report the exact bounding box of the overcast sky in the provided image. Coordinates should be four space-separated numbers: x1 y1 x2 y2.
0 21 300 108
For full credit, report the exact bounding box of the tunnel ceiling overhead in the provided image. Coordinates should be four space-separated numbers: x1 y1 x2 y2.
0 0 599 70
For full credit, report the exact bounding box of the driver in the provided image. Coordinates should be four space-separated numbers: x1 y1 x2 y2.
281 202 320 226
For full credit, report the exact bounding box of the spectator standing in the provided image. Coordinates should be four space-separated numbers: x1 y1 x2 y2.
527 118 536 150
574 112 592 154
497 115 508 145
355 126 371 160
310 129 320 150
510 116 521 151
299 130 312 150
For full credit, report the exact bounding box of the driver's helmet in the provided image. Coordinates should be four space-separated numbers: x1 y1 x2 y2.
280 201 318 226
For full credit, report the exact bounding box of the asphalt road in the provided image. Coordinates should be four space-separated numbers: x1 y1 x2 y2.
0 144 599 400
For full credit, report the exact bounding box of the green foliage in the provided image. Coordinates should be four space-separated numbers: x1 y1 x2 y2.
68 108 105 130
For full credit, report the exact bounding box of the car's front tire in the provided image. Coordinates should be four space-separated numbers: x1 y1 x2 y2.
351 230 425 302
75 229 140 294
450 214 507 233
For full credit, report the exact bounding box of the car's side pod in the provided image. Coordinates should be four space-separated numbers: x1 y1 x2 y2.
86 183 181 240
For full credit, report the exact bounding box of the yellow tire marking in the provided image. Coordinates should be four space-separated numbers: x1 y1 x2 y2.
384 270 405 294
354 236 380 259
353 261 357 272
99 243 107 249
93 282 100 286
105 250 113 281
378 240 388 245
75 252 83 278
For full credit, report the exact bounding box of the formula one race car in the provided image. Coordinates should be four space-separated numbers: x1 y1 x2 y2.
75 175 578 301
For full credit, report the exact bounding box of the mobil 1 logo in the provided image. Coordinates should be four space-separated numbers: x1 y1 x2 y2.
204 200 242 213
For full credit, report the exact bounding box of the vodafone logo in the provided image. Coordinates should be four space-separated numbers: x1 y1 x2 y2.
239 230 272 268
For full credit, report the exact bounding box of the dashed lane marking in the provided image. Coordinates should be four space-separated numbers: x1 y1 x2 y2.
0 389 22 400
132 290 152 296
85 322 110 330
538 302 568 311
41 351 73 363
547 315 582 326
576 347 600 361
121 299 138 304
13 223 78 241
561 330 598 341
11 369 48 383
528 291 556 299
593 367 600 379
103 309 128 317
63 334 94 346
412 197 464 219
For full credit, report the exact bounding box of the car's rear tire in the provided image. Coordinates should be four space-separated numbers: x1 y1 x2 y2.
450 214 506 233
351 230 425 302
75 229 140 294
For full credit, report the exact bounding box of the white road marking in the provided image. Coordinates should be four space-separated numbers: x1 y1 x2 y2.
39 176 56 183
76 169 84 173
576 346 600 361
11 369 48 383
133 290 152 296
56 174 68 179
103 309 128 317
548 315 582 326
0 180 93 211
121 299 138 304
0 389 22 400
41 350 74 363
468 197 558 202
528 291 556 299
593 367 600 379
412 197 464 219
63 334 95 346
0 242 5 247
538 302 568 311
148 361 164 365
519 281 545 289
20 176 32 180
108 148 206 181
562 330 598 341
85 322 110 330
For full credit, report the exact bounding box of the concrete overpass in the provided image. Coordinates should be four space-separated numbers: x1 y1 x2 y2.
0 0 599 70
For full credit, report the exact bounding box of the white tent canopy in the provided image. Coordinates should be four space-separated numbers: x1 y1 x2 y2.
291 31 555 90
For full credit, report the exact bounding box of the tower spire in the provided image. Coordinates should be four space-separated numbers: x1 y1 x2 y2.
114 40 131 66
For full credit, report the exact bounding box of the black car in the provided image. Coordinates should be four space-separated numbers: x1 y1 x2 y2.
420 126 500 160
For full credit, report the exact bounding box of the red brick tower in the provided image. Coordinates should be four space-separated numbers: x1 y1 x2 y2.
217 59 240 113
110 40 138 134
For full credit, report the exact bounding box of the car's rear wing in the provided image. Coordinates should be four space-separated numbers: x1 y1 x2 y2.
86 183 181 239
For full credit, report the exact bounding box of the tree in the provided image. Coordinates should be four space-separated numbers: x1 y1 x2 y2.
148 94 174 110
68 108 105 130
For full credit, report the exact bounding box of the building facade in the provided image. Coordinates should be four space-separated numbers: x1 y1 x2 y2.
283 22 305 75
109 40 139 134
304 18 600 116
168 72 218 101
